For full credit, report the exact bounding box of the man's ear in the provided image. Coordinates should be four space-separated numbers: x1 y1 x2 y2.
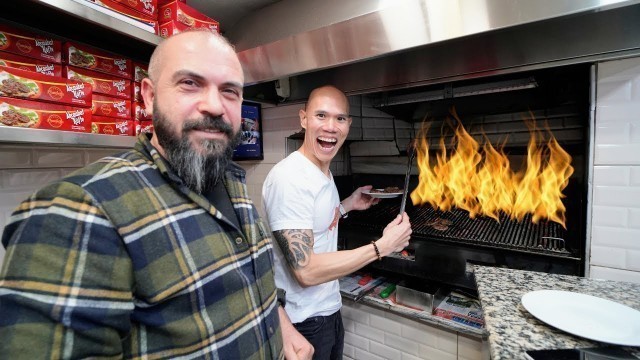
299 109 307 129
140 78 154 116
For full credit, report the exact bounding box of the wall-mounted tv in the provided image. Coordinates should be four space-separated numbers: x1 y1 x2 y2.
233 101 264 161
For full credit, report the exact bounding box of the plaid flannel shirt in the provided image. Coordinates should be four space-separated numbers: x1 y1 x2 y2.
0 135 283 359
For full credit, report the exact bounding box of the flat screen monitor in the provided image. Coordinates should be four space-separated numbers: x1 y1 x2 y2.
233 101 264 161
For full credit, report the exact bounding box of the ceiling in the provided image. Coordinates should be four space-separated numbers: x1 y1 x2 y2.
186 0 282 35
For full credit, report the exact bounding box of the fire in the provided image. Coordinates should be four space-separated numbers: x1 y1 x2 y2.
410 111 574 227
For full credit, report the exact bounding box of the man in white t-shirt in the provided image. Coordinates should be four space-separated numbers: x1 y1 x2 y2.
262 85 413 359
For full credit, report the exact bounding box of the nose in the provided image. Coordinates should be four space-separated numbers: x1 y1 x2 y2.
198 88 225 117
324 116 339 132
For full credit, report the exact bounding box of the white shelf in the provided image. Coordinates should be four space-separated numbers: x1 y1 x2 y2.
0 126 136 148
33 0 161 45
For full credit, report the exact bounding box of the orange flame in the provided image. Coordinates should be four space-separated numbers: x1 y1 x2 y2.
410 112 574 228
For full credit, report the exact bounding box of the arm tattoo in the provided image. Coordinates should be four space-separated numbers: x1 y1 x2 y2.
273 229 313 269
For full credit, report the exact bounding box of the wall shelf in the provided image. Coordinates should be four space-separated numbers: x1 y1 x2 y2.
0 127 136 148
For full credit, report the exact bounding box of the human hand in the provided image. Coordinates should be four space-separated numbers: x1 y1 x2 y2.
342 185 380 212
279 307 314 360
379 212 412 255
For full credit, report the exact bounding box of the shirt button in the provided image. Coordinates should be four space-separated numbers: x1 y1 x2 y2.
235 237 243 244
269 326 273 334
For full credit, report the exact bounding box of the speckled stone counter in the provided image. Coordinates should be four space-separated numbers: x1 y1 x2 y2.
473 265 640 359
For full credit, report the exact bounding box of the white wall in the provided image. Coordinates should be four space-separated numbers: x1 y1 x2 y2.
590 57 640 283
342 301 486 360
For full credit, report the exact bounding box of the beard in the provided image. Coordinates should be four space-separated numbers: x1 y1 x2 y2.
153 102 242 194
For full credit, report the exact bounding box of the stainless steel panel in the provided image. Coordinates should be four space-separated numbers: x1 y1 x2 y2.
0 127 136 148
238 0 640 85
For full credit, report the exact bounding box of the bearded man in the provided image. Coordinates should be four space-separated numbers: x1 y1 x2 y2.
0 29 312 360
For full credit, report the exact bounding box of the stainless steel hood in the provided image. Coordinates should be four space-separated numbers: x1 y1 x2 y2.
235 0 640 102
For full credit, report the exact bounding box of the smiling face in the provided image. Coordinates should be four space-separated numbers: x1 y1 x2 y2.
141 30 244 192
299 86 351 174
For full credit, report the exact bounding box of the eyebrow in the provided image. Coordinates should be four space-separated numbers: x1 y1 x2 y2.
314 110 350 117
171 70 244 90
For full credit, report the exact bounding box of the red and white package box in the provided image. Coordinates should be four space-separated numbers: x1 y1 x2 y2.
0 23 62 63
0 66 92 107
92 115 134 136
64 65 132 100
133 101 152 121
139 120 153 134
0 52 62 77
0 96 91 133
96 0 158 19
92 94 131 119
63 41 132 79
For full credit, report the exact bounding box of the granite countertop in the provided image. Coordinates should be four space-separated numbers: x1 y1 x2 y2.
473 265 640 359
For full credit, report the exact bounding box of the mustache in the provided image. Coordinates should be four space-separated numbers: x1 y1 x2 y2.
182 115 234 137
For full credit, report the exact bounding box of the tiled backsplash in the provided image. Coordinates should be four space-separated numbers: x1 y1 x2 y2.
591 57 640 283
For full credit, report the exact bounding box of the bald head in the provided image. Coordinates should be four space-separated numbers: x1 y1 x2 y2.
147 29 237 83
305 85 349 111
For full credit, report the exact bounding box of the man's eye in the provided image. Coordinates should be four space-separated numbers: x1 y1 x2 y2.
181 79 197 87
338 117 348 122
316 113 326 119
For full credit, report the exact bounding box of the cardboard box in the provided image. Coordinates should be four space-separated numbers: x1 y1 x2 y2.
64 66 131 100
133 101 151 121
139 120 153 134
158 20 219 38
91 115 134 136
92 94 131 119
159 1 219 32
0 23 62 63
0 52 62 77
133 62 148 83
90 0 158 27
0 66 92 107
103 0 158 19
0 96 91 132
433 291 484 329
132 82 142 102
64 41 132 79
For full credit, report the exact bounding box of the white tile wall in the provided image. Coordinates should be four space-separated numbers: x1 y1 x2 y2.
0 144 124 268
342 301 485 360
591 57 640 283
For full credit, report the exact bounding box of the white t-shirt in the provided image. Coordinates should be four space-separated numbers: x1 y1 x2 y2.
262 151 342 323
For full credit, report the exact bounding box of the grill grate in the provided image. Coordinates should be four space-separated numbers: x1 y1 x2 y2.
342 202 573 256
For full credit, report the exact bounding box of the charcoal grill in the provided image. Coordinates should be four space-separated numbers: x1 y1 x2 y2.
344 202 576 258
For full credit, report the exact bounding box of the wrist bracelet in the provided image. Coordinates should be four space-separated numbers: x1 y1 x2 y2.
371 241 381 261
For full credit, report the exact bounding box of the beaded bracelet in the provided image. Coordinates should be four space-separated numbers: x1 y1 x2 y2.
371 241 381 261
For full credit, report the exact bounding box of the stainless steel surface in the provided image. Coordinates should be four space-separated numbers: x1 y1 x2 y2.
238 0 640 97
188 0 281 34
0 127 136 148
34 0 160 45
584 64 598 279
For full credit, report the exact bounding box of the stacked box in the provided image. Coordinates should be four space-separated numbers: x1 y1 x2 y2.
0 52 62 77
91 115 135 136
0 97 91 133
89 0 158 30
158 1 219 38
92 94 131 119
63 41 132 79
0 23 62 63
0 66 92 107
64 66 131 100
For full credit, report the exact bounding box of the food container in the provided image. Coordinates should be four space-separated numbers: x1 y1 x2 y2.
0 66 92 107
395 281 443 312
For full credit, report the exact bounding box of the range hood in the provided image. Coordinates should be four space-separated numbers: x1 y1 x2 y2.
234 0 640 103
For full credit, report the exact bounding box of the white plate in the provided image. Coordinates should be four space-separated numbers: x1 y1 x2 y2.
363 189 403 198
521 290 640 346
